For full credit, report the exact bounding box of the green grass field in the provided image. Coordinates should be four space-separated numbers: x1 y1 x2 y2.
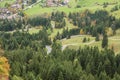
77 0 119 7
24 0 120 54
62 35 94 45
49 18 78 38
62 29 120 54
28 27 42 34
64 37 120 54
24 5 120 19
0 0 15 7
24 0 120 17
24 4 114 16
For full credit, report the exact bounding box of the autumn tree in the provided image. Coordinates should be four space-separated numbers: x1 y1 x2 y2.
0 57 10 80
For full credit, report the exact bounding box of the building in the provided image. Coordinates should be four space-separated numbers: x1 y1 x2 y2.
46 0 69 7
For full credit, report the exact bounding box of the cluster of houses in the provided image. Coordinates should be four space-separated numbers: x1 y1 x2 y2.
46 0 69 7
0 0 22 19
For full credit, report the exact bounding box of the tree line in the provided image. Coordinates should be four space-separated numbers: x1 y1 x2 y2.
0 30 51 51
3 41 120 80
0 10 120 80
68 10 120 36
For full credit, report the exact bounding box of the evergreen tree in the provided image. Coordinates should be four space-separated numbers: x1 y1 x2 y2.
83 37 87 42
102 33 108 48
87 74 95 80
95 33 100 41
113 73 120 80
99 71 110 80
12 75 23 80
58 71 64 80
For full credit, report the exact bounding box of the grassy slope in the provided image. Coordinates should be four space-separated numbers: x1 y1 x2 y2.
64 37 120 54
24 0 120 16
0 0 15 7
77 0 118 6
25 0 120 53
62 29 120 54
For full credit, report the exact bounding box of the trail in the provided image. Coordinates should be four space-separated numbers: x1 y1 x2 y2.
62 40 95 50
109 38 120 40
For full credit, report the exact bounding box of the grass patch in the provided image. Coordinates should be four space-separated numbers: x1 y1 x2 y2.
24 4 105 16
0 0 15 7
61 33 120 54
28 27 42 34
24 0 120 16
62 35 94 45
108 39 120 54
50 18 78 39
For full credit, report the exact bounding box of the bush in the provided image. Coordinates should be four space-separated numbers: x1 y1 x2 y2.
76 5 81 8
111 5 119 12
83 37 87 42
103 2 108 8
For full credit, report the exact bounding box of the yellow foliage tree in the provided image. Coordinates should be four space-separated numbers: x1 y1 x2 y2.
80 29 84 35
0 57 10 79
105 27 113 36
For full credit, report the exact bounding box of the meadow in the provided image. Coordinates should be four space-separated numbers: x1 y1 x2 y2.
9 0 120 54
24 0 120 17
0 0 15 7
62 29 120 54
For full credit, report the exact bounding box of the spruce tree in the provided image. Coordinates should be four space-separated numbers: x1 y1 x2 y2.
83 37 87 43
58 71 64 80
95 33 100 41
102 33 108 48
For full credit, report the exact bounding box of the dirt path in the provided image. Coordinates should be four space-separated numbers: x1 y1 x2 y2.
62 40 95 50
109 38 120 40
46 35 120 53
85 40 95 45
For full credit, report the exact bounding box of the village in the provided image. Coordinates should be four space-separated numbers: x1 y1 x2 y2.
0 0 70 19
0 0 23 19
46 0 69 7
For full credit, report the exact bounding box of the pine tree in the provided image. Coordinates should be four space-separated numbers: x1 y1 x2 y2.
58 71 64 80
12 75 23 80
102 33 108 48
113 73 120 80
95 33 100 41
83 37 87 43
56 32 61 40
87 74 95 80
99 71 110 80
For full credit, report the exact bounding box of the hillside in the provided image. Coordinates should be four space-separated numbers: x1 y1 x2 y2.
0 0 15 7
0 0 120 80
76 0 120 7
24 0 120 18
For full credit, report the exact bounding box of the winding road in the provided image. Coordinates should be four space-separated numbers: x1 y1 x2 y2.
46 35 120 54
46 39 96 54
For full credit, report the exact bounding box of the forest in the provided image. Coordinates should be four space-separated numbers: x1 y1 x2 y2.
0 10 120 80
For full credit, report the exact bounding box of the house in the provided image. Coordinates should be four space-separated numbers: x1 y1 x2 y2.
0 8 11 19
0 1 22 19
10 3 22 13
16 0 23 3
63 0 69 4
0 8 8 14
46 0 60 7
11 4 21 9
46 0 69 7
